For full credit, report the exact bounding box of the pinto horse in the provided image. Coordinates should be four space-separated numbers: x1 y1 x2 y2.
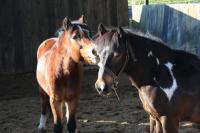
36 16 97 133
90 24 200 133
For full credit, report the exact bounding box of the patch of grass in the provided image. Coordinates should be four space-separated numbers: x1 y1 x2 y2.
128 0 200 5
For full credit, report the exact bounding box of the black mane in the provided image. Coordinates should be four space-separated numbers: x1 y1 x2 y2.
96 27 200 66
95 29 120 52
54 23 90 37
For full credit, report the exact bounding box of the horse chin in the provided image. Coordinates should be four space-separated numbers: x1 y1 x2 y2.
100 91 112 97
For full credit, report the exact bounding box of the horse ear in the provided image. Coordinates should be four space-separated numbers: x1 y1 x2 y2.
78 15 87 24
63 17 72 30
117 26 125 38
98 23 107 36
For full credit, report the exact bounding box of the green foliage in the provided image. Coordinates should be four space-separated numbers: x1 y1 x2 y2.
128 0 200 5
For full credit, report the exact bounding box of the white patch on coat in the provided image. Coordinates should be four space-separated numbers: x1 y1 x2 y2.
148 51 153 57
155 58 160 64
147 51 160 64
161 62 177 101
65 103 69 123
38 114 47 129
104 46 110 52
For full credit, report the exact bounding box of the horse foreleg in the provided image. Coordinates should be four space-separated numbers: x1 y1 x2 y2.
38 88 49 132
50 97 63 133
155 119 162 133
160 116 178 133
65 97 79 133
149 115 156 133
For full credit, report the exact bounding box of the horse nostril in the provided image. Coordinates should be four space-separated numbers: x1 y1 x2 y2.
102 84 108 93
95 83 102 93
97 87 101 93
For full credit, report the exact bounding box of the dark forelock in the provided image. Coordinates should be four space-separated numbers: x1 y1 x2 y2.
95 29 119 52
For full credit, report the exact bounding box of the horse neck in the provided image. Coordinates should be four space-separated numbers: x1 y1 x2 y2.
125 34 172 89
127 34 149 61
57 32 81 63
125 34 157 88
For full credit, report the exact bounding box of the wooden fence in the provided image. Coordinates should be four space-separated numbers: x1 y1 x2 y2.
130 4 200 56
0 0 128 74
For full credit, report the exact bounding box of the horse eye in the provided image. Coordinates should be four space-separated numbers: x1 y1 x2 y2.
113 52 119 57
73 33 81 40
92 49 98 56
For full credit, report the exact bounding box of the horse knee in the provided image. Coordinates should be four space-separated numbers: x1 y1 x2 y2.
155 120 162 133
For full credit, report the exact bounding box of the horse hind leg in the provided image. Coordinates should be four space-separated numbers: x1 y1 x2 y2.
65 97 79 133
38 88 50 132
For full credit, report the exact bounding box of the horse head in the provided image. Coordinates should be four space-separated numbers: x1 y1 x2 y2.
59 15 98 64
93 24 128 96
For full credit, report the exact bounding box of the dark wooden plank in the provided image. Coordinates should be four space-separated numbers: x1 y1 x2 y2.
0 0 129 74
117 0 128 26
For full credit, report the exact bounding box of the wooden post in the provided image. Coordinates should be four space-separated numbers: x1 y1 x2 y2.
144 0 149 5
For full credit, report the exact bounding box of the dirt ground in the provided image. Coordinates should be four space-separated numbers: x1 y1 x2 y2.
0 69 200 133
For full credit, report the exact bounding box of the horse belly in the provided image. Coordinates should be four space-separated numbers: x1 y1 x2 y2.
191 104 200 123
181 99 200 123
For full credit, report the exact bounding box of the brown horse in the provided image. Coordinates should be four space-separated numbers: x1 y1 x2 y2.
89 24 200 133
36 16 97 133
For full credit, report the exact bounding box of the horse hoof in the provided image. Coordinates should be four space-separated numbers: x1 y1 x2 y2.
38 128 46 133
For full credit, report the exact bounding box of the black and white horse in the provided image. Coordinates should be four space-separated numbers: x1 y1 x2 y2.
90 24 200 133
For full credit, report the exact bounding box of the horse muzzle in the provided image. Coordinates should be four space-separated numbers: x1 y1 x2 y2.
95 81 111 96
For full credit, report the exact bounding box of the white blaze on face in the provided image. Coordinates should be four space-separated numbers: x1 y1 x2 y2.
97 46 110 67
96 47 111 91
97 62 106 91
38 114 47 129
161 62 178 101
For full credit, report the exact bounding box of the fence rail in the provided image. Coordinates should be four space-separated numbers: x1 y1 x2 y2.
130 4 200 56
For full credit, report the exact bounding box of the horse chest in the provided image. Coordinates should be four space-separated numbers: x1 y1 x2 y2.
138 90 158 117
